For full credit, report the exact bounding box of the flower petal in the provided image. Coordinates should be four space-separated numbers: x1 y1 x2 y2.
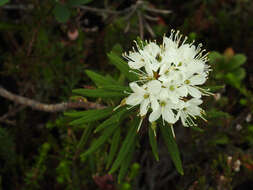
189 74 207 85
149 107 161 122
159 88 169 100
188 105 201 116
150 95 159 111
163 107 176 124
168 92 179 104
128 61 145 69
147 80 161 95
177 86 188 97
126 93 143 106
140 99 150 116
144 63 154 77
129 82 145 94
188 86 201 98
188 98 203 106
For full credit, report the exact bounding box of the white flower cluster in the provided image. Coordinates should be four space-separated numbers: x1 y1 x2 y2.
123 30 211 131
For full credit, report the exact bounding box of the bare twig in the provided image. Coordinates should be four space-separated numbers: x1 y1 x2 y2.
124 22 130 33
27 28 38 56
77 4 134 15
144 14 159 21
144 19 156 37
137 11 144 39
1 4 34 10
144 6 172 14
0 86 105 112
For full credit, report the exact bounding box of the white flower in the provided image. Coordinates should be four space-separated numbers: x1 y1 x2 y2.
149 97 177 124
176 98 206 127
127 51 146 70
126 80 161 116
181 73 207 98
120 29 211 134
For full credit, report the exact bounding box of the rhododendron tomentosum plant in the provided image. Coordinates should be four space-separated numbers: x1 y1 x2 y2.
67 29 212 180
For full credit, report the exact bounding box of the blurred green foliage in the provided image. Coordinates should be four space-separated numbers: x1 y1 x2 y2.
0 0 253 189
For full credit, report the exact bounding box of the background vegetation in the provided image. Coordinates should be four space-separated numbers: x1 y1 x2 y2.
0 0 253 189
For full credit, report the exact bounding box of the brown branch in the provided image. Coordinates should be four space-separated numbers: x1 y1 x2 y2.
144 5 172 14
138 11 144 39
0 86 105 112
144 18 155 37
77 4 134 15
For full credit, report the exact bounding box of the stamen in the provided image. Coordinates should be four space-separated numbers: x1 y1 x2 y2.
137 118 144 132
113 104 121 111
170 125 176 138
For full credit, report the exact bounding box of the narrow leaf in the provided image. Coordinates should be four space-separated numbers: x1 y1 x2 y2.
94 108 128 133
109 119 139 174
107 51 138 82
148 127 159 161
65 107 112 118
203 85 225 91
102 85 130 92
189 126 204 132
118 141 135 183
161 125 184 175
67 107 113 126
76 124 93 150
85 70 118 87
80 123 118 160
106 127 121 169
73 88 126 98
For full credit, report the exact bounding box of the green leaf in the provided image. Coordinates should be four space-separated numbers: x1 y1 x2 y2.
109 119 139 174
76 124 93 150
67 0 93 6
228 54 247 71
65 107 112 118
208 51 223 64
73 88 126 98
148 127 159 161
225 73 240 88
248 125 253 133
53 3 71 23
107 46 138 82
102 85 130 92
80 123 118 160
161 125 184 175
129 163 140 180
85 70 118 87
118 141 135 183
94 108 128 133
106 127 121 169
212 134 229 145
66 107 113 125
0 0 9 6
206 109 230 119
232 68 246 81
189 126 204 132
203 85 225 91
